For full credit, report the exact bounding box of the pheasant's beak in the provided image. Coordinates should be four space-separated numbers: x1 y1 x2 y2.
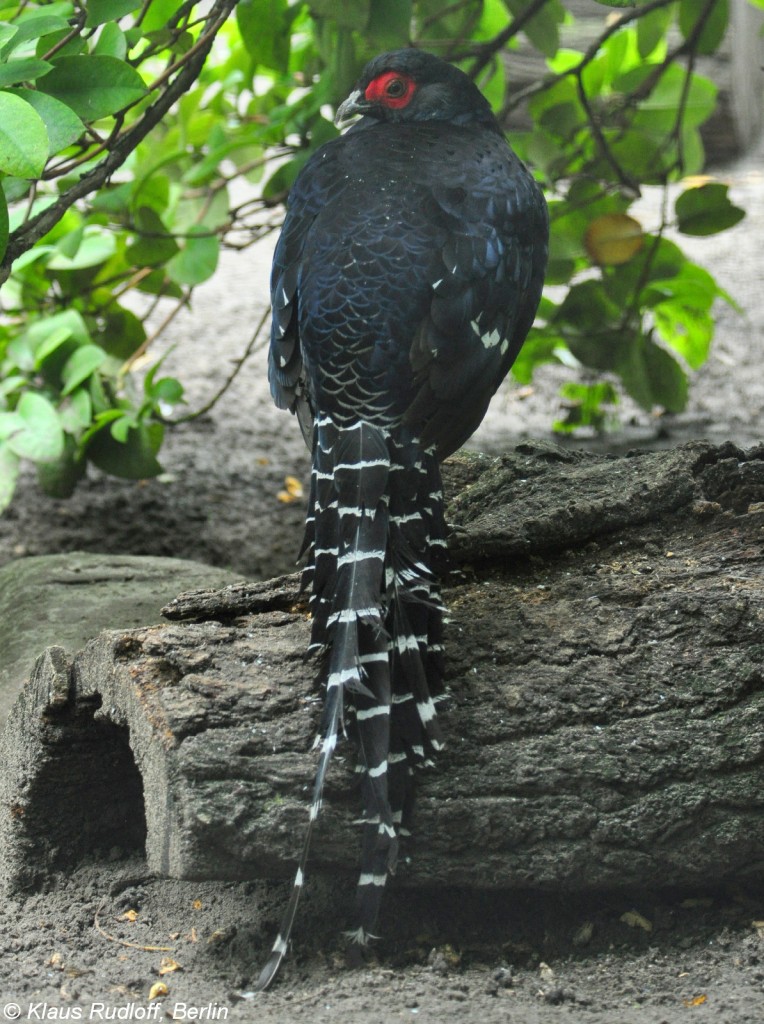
334 89 367 128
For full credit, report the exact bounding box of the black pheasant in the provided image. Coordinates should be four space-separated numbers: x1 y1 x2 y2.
259 48 548 988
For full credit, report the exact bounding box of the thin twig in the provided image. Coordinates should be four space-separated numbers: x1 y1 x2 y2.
172 304 271 424
575 72 640 195
94 900 175 953
468 0 551 79
40 9 88 60
122 293 193 375
500 0 678 119
667 0 720 174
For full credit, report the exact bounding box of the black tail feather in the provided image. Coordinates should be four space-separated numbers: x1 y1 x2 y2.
255 417 447 987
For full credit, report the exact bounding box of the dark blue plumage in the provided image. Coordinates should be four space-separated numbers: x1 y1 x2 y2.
258 48 548 989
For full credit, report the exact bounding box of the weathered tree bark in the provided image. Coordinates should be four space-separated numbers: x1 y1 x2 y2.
2 440 763 895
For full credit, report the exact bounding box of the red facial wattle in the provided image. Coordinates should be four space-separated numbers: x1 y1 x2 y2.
364 70 417 110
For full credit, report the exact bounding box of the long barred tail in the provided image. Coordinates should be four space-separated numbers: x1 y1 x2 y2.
255 416 446 990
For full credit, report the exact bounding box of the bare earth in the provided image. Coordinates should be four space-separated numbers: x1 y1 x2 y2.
0 135 762 1021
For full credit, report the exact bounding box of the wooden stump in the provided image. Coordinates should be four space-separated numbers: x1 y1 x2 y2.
2 441 763 896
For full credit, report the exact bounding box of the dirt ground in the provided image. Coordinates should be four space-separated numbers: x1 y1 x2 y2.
0 129 762 1019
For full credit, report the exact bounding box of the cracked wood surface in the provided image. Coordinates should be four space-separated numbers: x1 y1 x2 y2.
2 441 763 893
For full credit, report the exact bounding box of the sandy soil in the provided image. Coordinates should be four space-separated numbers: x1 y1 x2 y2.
0 132 762 1020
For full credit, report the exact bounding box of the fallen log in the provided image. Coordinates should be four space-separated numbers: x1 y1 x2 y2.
2 440 764 895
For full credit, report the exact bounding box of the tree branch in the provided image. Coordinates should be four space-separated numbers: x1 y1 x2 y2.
0 0 239 285
467 0 551 79
500 0 678 121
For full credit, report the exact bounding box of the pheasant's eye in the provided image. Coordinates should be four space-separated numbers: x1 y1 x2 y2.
364 70 416 109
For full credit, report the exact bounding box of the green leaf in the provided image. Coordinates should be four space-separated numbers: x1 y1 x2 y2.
478 54 505 112
618 64 717 131
186 187 230 233
367 0 412 48
167 227 219 285
604 236 686 307
682 125 706 176
537 100 583 139
473 0 511 41
0 91 48 176
237 0 291 71
653 301 713 370
33 325 75 368
554 281 632 372
7 392 65 462
619 335 688 413
505 0 565 58
262 151 312 202
127 206 180 266
675 182 745 236
33 25 87 60
600 29 632 87
57 223 85 260
612 66 716 177
554 279 621 330
87 421 163 479
136 269 183 299
647 261 724 368
61 344 107 395
93 22 128 60
96 306 147 360
10 87 84 154
679 0 728 55
553 381 619 434
58 387 93 433
110 414 137 443
36 436 86 498
10 311 91 385
80 407 124 443
0 15 69 59
0 25 17 53
148 376 184 405
37 54 147 121
130 173 171 216
84 0 142 27
511 328 565 385
23 310 91 359
0 443 20 513
310 0 370 30
0 412 21 441
0 375 25 400
592 0 670 6
0 185 7 263
47 229 117 270
637 6 673 58
140 0 180 33
0 57 52 87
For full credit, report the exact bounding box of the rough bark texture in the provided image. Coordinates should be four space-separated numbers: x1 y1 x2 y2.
0 552 243 728
2 441 763 896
